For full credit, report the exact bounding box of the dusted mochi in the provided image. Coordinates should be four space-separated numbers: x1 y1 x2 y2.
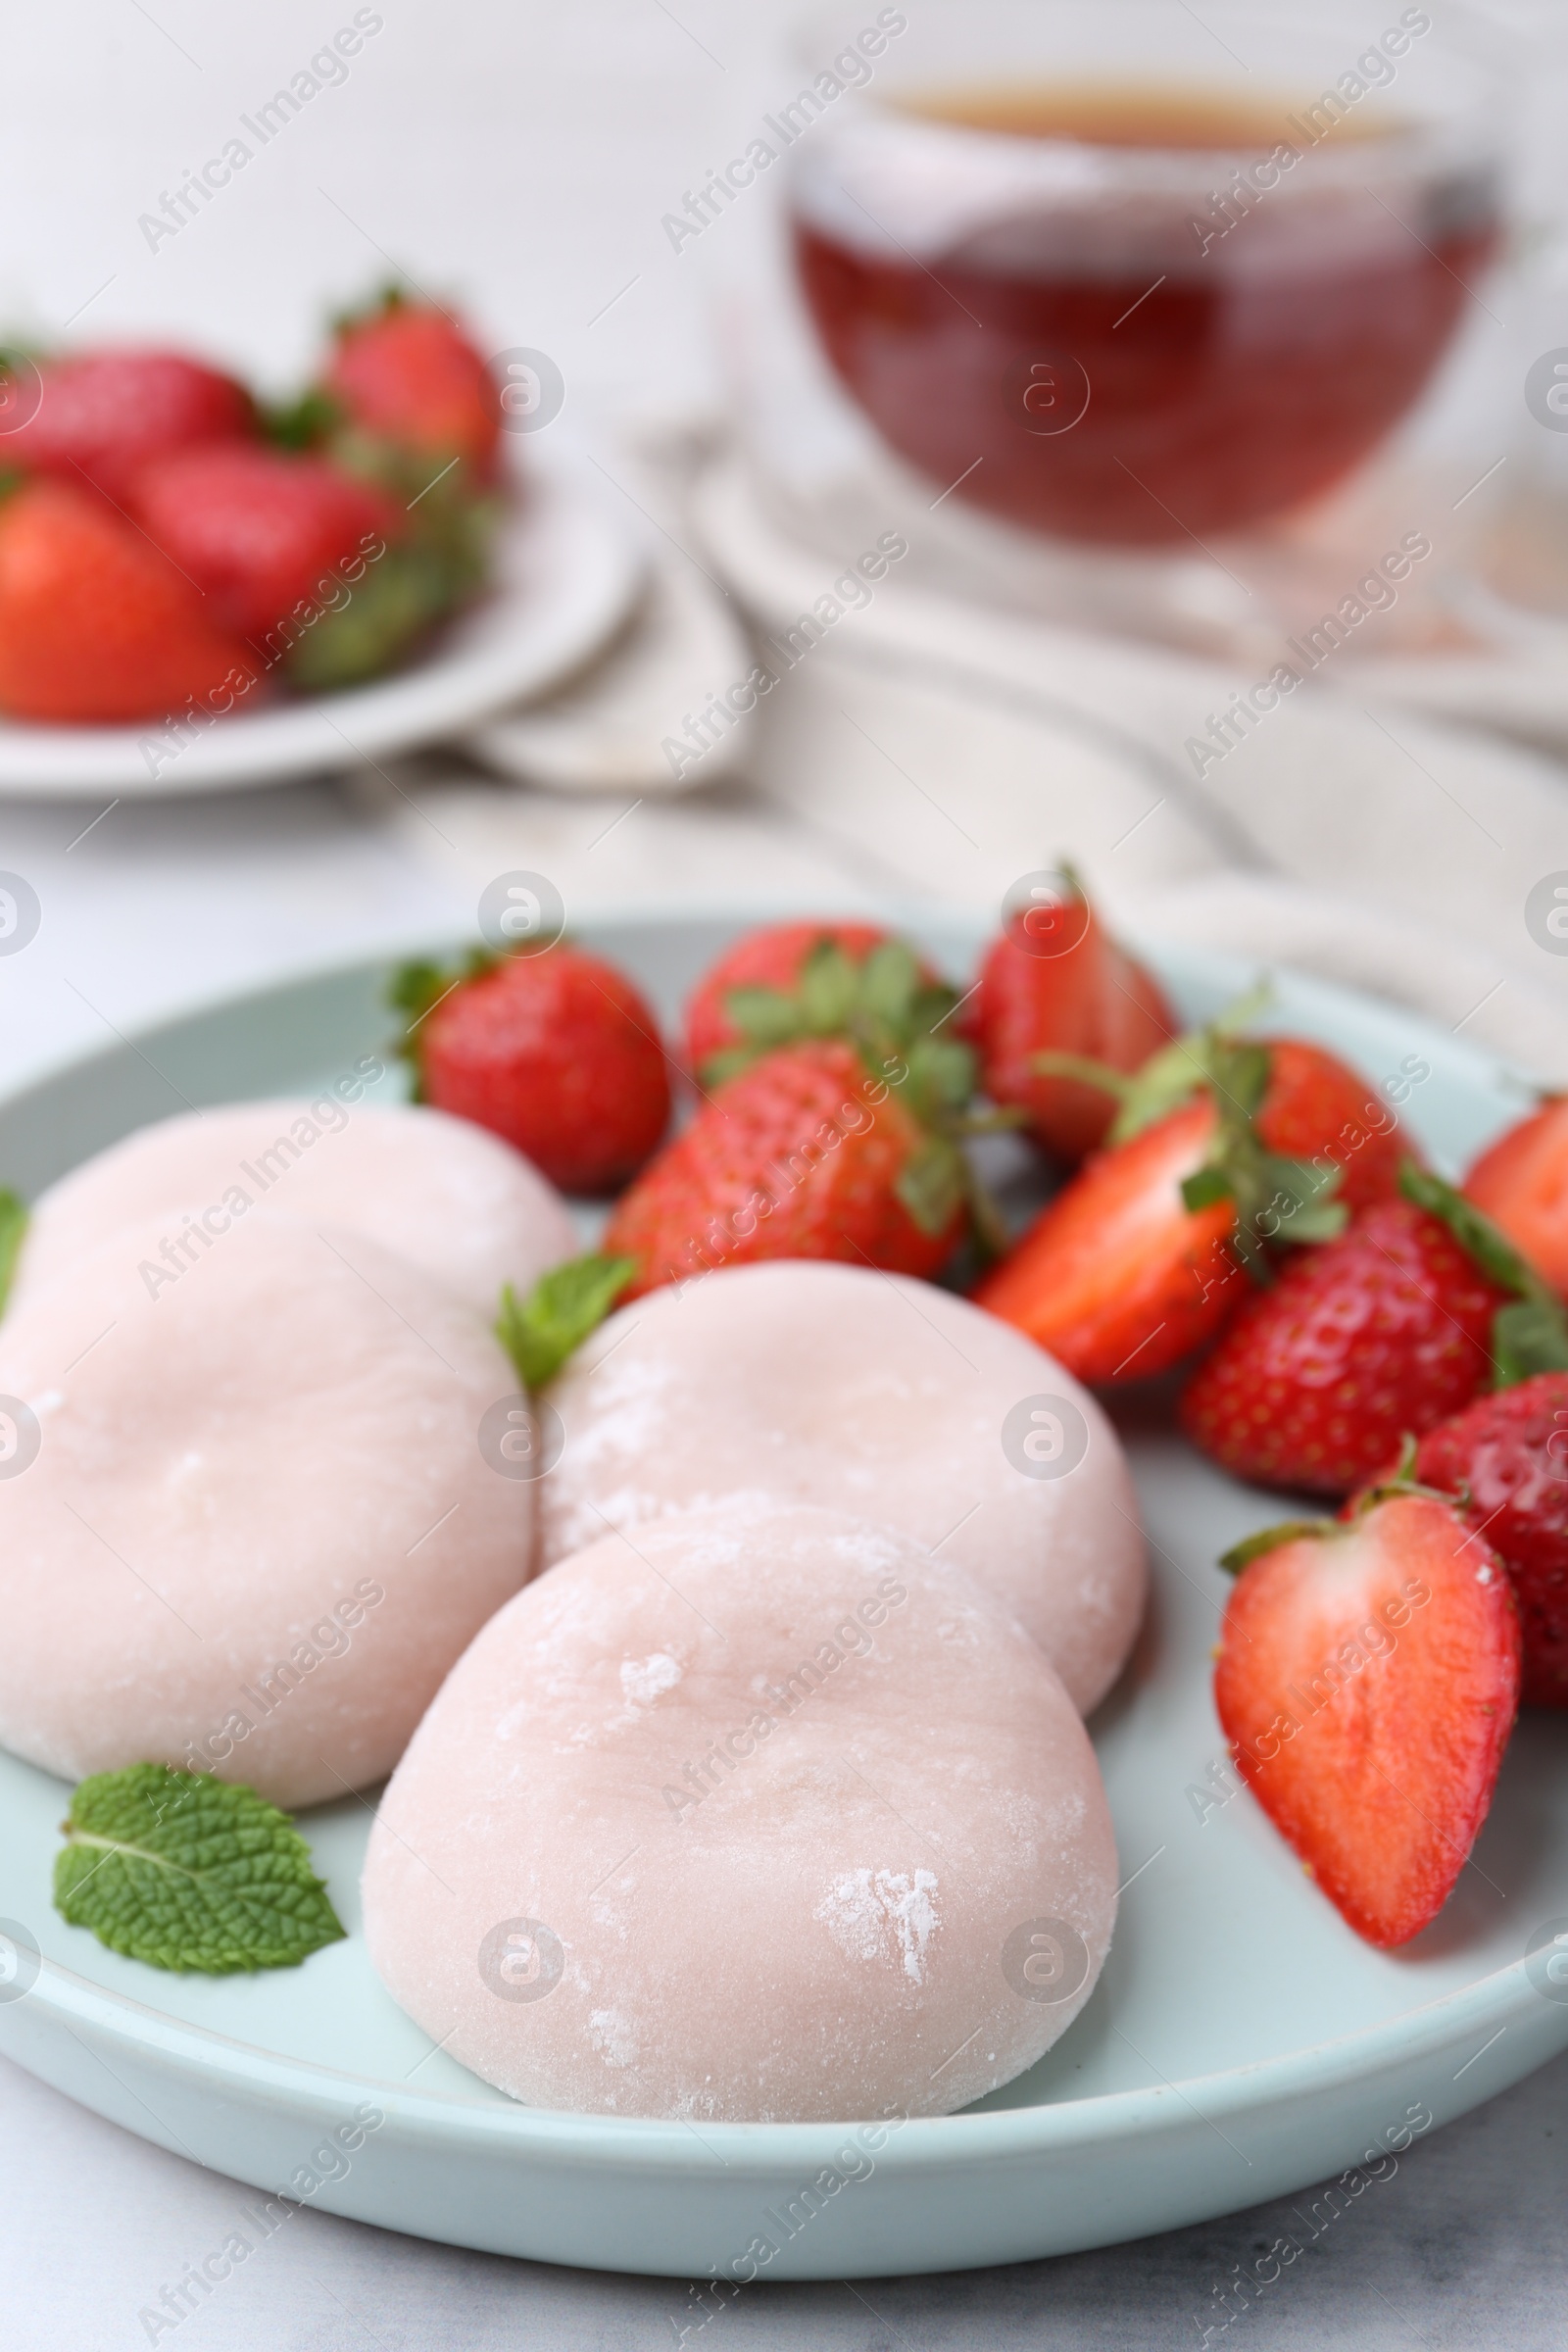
363 1502 1118 2121
0 1210 532 1806
11 1097 576 1317
539 1260 1145 1713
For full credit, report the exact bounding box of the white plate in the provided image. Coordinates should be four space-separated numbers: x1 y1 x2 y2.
0 458 644 800
0 916 1565 2281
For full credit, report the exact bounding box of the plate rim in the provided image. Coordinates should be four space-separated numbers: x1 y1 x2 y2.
0 919 1558 2182
0 453 644 799
13 1920 1547 2170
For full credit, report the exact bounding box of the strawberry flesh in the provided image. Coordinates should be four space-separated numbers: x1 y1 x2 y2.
973 1098 1240 1383
1215 1494 1519 1946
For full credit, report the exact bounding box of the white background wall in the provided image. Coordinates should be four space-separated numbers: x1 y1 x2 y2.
4 0 1566 443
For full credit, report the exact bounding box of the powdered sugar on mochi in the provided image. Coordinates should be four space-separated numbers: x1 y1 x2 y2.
817 1867 941 1984
540 1260 1146 1713
12 1098 575 1316
362 1501 1118 2123
0 1209 533 1806
619 1653 682 1706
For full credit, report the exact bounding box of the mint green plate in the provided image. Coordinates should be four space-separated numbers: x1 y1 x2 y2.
0 918 1564 2279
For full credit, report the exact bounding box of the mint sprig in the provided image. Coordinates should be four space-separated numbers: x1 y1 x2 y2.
496 1251 636 1390
54 1764 346 1974
0 1188 27 1315
1398 1163 1568 1387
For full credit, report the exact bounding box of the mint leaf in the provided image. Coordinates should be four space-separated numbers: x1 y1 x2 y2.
0 1189 27 1315
496 1251 636 1389
54 1764 345 1974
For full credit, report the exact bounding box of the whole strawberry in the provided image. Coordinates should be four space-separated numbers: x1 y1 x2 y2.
1246 1038 1407 1212
604 1037 969 1298
1414 1373 1568 1707
970 871 1176 1161
1180 1169 1568 1496
1214 1491 1519 1946
684 920 916 1081
1464 1098 1568 1298
130 446 403 656
4 345 255 505
394 943 670 1196
321 291 500 476
0 479 260 724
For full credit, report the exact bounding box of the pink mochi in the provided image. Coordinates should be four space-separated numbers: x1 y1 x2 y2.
363 1502 1118 2122
12 1097 576 1317
0 1210 532 1806
540 1260 1146 1713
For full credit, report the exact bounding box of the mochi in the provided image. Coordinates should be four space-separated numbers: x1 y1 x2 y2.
0 1210 533 1806
539 1260 1145 1713
12 1097 576 1317
363 1502 1118 2122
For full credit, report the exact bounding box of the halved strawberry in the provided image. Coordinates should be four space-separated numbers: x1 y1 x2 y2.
1465 1099 1568 1298
970 868 1176 1162
1181 1167 1568 1495
1037 995 1409 1214
973 1099 1242 1383
1214 1491 1519 1946
972 1022 1350 1385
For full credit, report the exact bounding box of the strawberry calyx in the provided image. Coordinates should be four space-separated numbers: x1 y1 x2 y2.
702 936 964 1095
703 935 1000 1248
1036 986 1346 1281
388 948 503 1099
495 1252 637 1390
1217 1448 1454 1574
328 280 412 338
262 388 343 452
1398 1162 1568 1387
